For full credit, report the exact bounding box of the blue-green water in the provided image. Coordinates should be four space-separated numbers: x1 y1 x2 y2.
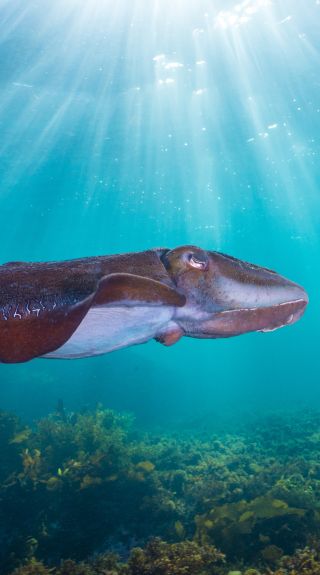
1 0 319 427
2 2 320 573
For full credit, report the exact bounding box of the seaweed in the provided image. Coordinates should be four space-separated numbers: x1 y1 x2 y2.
2 406 320 574
10 539 224 575
195 495 312 561
126 538 224 575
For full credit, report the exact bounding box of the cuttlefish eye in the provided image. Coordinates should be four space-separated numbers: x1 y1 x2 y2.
187 252 208 270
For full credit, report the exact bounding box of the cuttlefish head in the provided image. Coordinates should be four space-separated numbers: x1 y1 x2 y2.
161 245 308 338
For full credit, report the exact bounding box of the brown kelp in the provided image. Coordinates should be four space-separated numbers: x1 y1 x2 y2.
2 407 320 574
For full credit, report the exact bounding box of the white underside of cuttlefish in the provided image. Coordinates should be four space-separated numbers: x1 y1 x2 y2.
45 305 179 359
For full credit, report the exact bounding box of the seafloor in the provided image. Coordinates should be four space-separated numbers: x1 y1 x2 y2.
2 404 320 575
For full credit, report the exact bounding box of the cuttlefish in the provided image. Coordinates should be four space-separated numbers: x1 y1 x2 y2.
0 246 308 363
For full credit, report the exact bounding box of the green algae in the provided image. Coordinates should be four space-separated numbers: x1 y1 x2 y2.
11 543 320 575
195 494 308 560
2 408 320 574
9 539 225 575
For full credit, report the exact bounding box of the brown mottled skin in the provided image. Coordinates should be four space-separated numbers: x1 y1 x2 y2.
0 246 308 363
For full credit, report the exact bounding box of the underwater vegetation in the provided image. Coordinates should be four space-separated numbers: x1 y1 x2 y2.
2 407 320 574
9 538 225 575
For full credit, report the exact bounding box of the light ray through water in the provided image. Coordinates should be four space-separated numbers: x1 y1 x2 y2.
0 0 319 255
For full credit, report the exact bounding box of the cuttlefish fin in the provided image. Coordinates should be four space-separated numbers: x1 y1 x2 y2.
0 277 99 363
0 272 185 363
94 273 186 307
2 261 25 266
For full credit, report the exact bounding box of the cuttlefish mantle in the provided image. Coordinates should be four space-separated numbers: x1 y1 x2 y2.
0 246 308 363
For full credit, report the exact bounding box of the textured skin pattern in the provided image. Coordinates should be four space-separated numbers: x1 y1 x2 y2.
0 250 178 363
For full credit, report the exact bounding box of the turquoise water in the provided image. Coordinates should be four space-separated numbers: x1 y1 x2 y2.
2 2 320 573
0 2 319 426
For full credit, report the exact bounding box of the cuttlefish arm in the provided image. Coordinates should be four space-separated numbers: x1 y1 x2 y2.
0 263 185 363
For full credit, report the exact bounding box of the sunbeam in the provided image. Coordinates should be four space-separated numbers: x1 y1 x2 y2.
0 0 320 255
